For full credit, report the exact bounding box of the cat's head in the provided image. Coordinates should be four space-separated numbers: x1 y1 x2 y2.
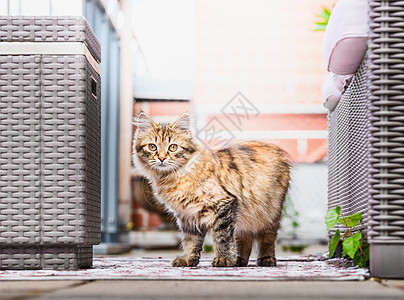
133 113 199 175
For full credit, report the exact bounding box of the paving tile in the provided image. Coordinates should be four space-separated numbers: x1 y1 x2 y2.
37 280 404 300
0 281 84 300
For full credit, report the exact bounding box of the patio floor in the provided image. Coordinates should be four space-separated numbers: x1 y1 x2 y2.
1 277 404 300
0 249 403 299
0 245 404 299
0 256 369 281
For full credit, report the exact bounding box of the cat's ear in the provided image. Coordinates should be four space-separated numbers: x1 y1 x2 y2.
169 113 191 134
133 112 158 132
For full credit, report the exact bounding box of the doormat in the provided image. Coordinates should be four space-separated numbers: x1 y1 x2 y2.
0 257 370 281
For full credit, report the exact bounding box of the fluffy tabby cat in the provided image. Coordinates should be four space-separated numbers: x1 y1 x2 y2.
132 112 291 267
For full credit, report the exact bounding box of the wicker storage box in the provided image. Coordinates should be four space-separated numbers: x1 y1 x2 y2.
0 16 101 270
367 0 404 278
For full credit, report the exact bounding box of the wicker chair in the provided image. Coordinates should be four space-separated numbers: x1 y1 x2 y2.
328 0 404 278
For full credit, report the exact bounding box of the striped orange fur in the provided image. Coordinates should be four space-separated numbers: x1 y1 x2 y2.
132 113 291 267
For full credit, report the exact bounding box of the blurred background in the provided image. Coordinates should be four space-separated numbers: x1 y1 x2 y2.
0 0 330 254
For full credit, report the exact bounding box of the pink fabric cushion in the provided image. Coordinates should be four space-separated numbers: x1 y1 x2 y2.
323 0 368 75
322 72 353 111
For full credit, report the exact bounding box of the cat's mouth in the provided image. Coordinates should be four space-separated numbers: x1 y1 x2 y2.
151 161 175 172
156 165 174 172
159 162 169 168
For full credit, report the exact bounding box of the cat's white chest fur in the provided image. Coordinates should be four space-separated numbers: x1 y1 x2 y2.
151 178 216 230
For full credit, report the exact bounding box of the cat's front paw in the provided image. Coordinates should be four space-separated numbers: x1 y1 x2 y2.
235 256 248 267
172 256 199 267
257 255 277 267
212 256 236 267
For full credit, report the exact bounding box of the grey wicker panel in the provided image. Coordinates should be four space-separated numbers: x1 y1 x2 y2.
0 54 101 269
0 17 101 269
41 245 93 269
0 247 40 269
0 17 101 63
368 0 404 243
85 58 102 244
0 55 42 245
327 60 371 237
40 55 101 246
0 16 101 270
0 246 92 270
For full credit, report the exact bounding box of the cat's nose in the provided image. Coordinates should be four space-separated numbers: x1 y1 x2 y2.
158 157 166 162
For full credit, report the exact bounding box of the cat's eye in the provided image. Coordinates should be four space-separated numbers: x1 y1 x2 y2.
148 144 157 151
168 144 178 152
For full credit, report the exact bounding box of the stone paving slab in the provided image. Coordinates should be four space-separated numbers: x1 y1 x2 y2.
35 280 404 300
0 281 84 300
382 280 404 292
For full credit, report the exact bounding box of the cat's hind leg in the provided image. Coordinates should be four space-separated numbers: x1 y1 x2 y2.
235 232 253 267
256 228 277 267
211 199 237 267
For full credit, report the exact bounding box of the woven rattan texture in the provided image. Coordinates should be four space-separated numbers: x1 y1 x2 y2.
328 60 371 237
40 55 101 246
0 16 101 269
0 55 42 245
368 0 404 243
85 59 102 244
0 54 100 269
0 246 92 270
0 17 101 63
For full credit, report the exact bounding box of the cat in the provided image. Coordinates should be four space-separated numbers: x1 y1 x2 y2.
132 112 291 267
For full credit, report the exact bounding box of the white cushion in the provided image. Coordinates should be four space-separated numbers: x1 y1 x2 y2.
323 0 368 75
322 72 353 111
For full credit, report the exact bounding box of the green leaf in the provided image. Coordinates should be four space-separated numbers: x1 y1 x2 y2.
314 26 325 31
313 5 332 32
353 251 362 266
353 232 361 242
313 24 327 31
353 243 370 268
361 245 370 267
325 206 341 230
329 229 340 258
342 229 352 239
342 232 362 259
348 212 362 227
338 216 348 227
323 7 331 16
342 237 355 259
338 212 362 228
317 11 330 20
359 260 367 268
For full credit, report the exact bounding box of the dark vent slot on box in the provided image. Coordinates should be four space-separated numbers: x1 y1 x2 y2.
91 77 97 98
